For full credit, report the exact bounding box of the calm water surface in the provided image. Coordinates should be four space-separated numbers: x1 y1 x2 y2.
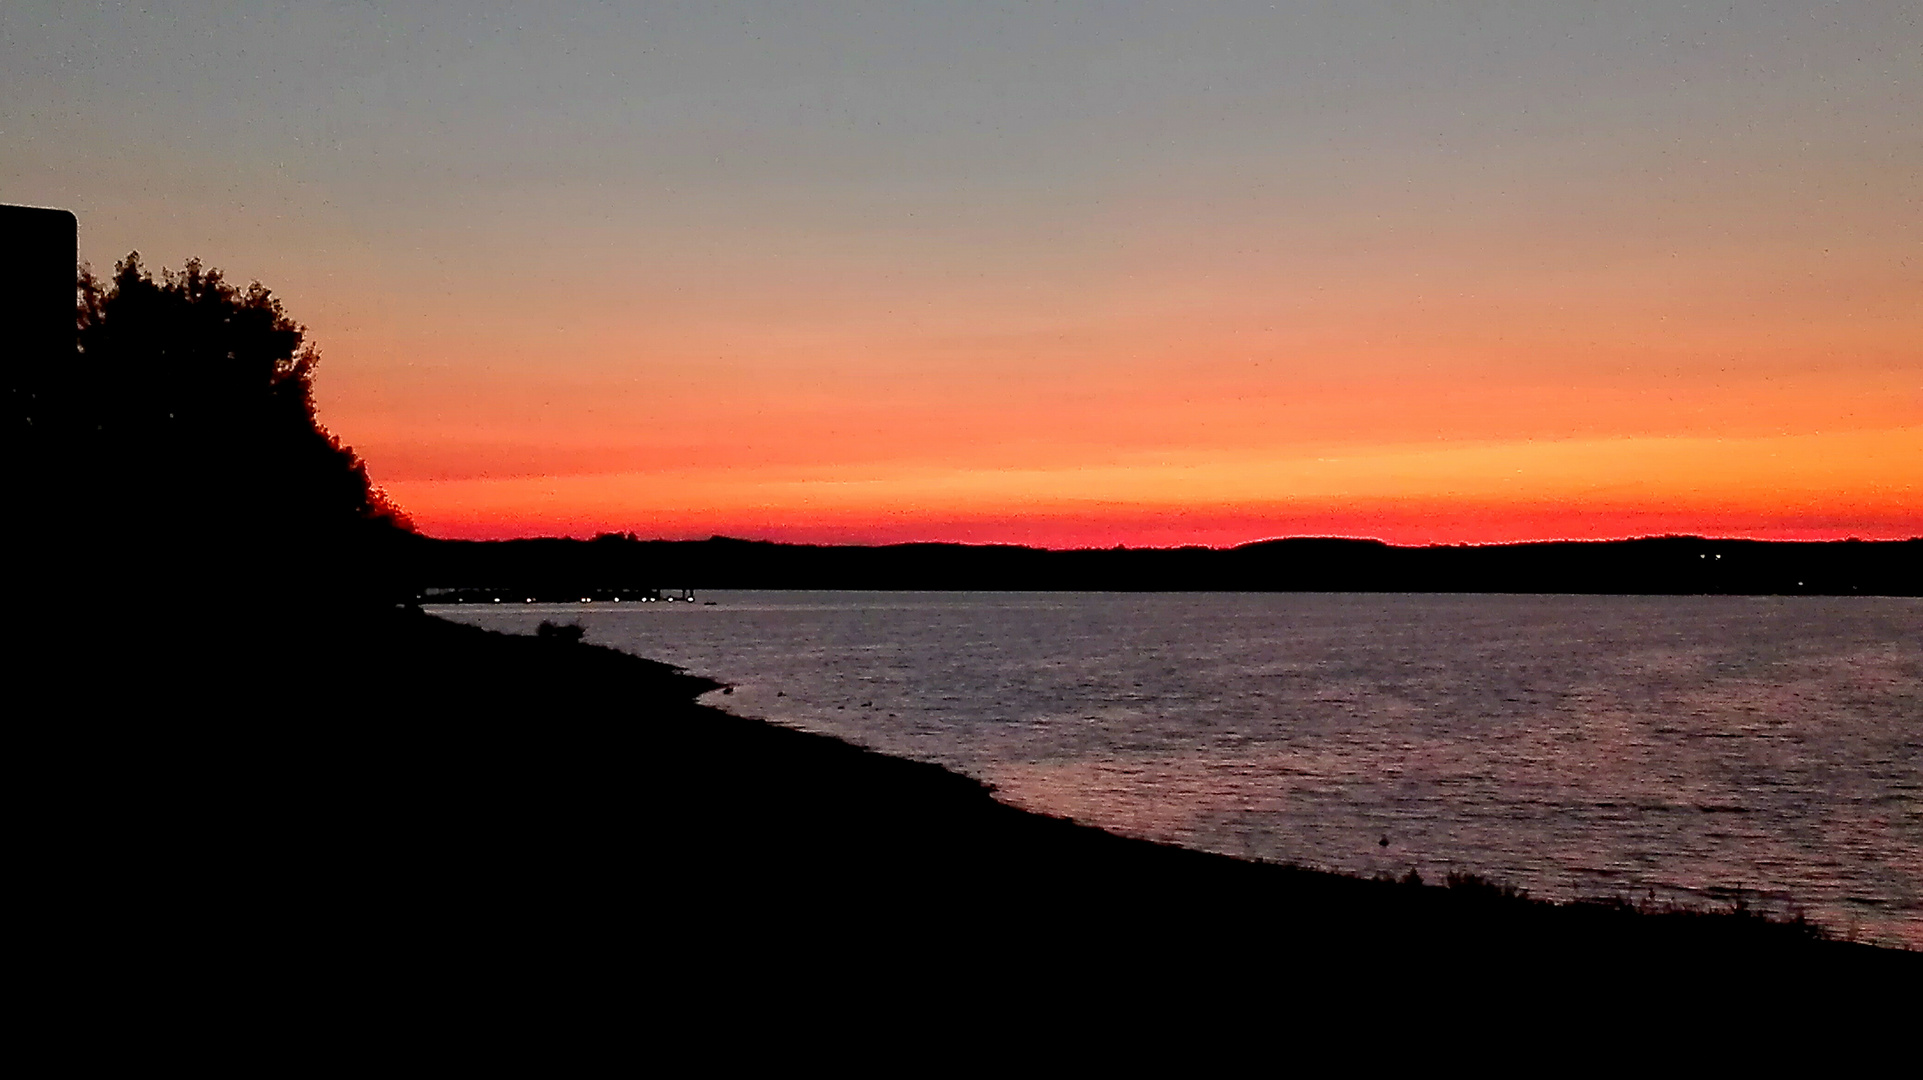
435 593 1921 948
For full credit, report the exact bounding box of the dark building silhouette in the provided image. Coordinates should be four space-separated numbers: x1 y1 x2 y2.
3 204 78 447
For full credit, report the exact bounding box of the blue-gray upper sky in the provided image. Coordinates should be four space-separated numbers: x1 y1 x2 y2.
10 3 1914 268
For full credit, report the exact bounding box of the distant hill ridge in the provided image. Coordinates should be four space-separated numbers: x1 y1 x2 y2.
402 534 1921 597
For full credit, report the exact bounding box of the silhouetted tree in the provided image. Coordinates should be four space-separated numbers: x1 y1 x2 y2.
24 253 411 604
65 254 408 532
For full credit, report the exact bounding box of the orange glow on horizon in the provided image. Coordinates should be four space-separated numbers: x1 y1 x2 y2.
376 426 1923 546
309 203 1920 547
320 264 1920 547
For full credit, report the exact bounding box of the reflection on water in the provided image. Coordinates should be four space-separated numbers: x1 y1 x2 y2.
436 592 1922 948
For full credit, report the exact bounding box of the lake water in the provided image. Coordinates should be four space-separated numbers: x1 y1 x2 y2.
433 592 1922 948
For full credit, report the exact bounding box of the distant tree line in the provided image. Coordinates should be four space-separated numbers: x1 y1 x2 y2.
410 534 1922 597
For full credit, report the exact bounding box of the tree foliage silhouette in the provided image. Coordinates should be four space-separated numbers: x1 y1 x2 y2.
15 252 413 608
60 253 409 538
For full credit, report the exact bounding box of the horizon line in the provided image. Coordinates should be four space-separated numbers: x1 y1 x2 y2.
420 531 1923 552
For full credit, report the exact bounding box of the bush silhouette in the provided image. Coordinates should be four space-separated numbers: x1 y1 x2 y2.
536 620 588 643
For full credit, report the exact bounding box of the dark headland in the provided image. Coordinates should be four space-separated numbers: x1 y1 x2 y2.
9 208 1915 1011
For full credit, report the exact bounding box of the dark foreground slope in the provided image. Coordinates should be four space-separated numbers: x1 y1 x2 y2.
39 605 1908 1003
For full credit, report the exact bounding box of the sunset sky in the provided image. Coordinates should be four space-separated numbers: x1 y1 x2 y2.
5 2 1918 545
